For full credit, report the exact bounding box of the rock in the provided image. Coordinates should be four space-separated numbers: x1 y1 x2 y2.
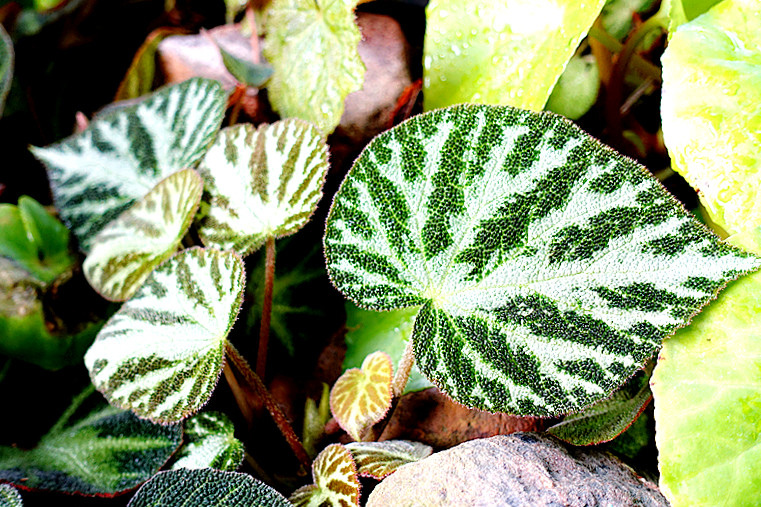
367 433 668 506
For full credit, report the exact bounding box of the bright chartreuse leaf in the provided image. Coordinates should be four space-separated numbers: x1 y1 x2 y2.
545 54 600 120
661 0 761 236
330 351 393 442
0 196 75 285
197 119 329 257
423 0 606 111
344 303 432 394
224 0 248 24
0 389 182 496
345 440 433 480
664 0 722 31
263 0 364 134
84 247 246 423
171 412 244 471
30 78 227 252
0 484 22 507
324 103 760 417
0 23 12 117
601 0 656 39
289 444 359 507
547 364 652 445
83 169 204 302
127 468 292 507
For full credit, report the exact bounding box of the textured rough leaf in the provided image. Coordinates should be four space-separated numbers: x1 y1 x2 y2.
0 391 182 496
128 468 292 507
330 351 393 441
423 0 605 111
324 104 760 416
263 0 365 134
172 412 244 471
289 444 359 507
345 440 433 479
83 169 203 302
0 23 12 117
30 78 227 252
85 247 246 423
0 484 22 507
197 120 328 257
547 365 652 445
661 0 761 236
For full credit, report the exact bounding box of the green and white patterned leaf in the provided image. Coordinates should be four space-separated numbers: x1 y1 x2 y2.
263 0 364 134
30 78 227 252
289 444 359 507
345 440 433 479
85 247 246 423
128 469 292 507
661 0 761 237
84 169 204 302
172 411 244 471
0 390 182 496
0 23 12 117
423 0 605 111
0 484 22 507
197 120 328 257
324 103 760 417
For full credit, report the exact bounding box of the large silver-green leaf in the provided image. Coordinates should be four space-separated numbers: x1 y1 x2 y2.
661 0 761 236
423 0 605 111
128 469 292 507
197 120 329 257
84 169 204 302
0 390 182 496
0 23 12 117
85 247 246 423
324 104 760 416
30 78 227 252
171 412 244 471
263 0 364 134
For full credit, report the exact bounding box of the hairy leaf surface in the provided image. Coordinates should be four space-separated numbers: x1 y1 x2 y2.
84 169 203 301
324 104 760 416
661 0 761 236
0 23 12 117
197 120 328 257
128 469 291 507
31 78 226 252
172 412 244 471
85 247 246 423
263 0 364 134
330 351 393 441
423 0 605 111
345 440 433 479
289 444 359 507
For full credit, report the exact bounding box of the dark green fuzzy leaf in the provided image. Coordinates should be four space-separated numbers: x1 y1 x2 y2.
324 103 760 416
172 412 244 471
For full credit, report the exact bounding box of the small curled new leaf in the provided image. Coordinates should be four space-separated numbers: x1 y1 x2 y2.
289 444 359 507
345 440 433 479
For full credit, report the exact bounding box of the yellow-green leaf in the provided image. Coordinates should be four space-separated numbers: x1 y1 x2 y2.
289 444 359 507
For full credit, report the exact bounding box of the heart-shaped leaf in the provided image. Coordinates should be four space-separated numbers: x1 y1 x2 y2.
83 169 204 302
171 411 244 471
0 23 12 117
661 0 761 236
345 440 433 479
289 444 359 507
30 78 227 252
324 104 760 416
0 484 22 507
0 390 182 496
423 0 605 111
263 0 364 134
197 119 329 257
127 468 292 507
330 351 393 442
85 247 246 423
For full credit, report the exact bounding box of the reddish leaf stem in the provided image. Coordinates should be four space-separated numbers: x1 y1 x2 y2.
256 235 276 379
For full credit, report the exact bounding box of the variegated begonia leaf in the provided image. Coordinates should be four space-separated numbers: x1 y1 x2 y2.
0 23 12 117
324 103 761 417
171 411 244 471
345 440 433 480
84 169 203 302
661 0 761 237
128 469 292 507
0 484 22 507
289 444 359 507
330 351 393 442
263 0 364 134
85 247 246 423
30 78 227 252
0 390 182 496
423 0 605 111
197 120 328 257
